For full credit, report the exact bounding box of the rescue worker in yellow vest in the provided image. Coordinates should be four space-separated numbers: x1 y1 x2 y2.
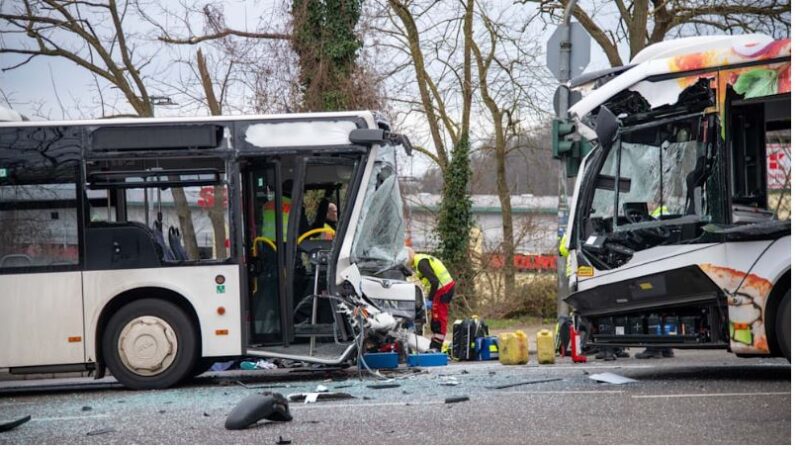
407 248 455 351
261 180 294 242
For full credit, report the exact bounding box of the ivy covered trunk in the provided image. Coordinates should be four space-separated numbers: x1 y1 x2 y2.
291 0 374 112
436 134 475 306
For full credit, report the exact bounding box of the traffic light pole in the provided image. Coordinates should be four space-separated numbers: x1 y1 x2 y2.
556 0 577 318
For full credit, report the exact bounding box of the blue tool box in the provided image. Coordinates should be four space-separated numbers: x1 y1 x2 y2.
407 353 448 367
359 352 399 369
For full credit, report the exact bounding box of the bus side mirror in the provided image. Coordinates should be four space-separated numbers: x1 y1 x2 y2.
596 106 620 149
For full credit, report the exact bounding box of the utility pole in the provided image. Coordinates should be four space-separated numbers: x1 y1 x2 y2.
555 0 577 318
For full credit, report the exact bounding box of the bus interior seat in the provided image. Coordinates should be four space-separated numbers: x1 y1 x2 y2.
152 218 176 261
168 226 188 261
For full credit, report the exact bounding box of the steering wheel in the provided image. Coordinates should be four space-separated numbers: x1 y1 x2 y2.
297 227 335 245
623 208 670 240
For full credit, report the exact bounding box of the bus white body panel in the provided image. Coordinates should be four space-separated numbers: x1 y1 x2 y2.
0 272 85 367
82 265 242 362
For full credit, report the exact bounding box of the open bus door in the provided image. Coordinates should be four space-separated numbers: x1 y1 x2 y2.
241 153 359 360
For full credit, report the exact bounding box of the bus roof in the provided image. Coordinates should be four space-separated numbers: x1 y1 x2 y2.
569 34 790 121
0 110 378 129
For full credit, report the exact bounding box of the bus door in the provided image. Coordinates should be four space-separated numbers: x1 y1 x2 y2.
242 162 286 345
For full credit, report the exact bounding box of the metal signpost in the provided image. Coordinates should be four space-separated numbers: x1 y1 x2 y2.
546 3 590 317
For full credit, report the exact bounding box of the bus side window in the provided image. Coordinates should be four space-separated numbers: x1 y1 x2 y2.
0 127 81 269
728 94 790 222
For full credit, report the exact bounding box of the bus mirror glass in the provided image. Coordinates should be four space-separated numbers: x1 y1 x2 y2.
596 106 620 149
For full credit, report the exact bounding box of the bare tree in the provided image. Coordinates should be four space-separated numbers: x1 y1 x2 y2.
531 0 791 66
470 1 552 303
385 0 477 303
0 0 200 256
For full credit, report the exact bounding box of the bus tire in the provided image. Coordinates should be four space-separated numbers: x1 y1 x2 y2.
776 289 790 362
102 298 198 389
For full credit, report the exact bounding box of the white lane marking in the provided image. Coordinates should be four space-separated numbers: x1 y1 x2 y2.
632 392 790 399
495 390 625 395
293 401 441 410
32 414 111 422
293 390 627 409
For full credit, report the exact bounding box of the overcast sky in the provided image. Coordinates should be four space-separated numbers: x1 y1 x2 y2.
0 1 627 176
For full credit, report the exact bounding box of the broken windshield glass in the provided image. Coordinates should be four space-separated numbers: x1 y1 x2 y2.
350 144 408 273
590 114 708 232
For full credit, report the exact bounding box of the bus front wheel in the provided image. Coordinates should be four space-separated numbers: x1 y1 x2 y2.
102 298 198 389
777 289 790 362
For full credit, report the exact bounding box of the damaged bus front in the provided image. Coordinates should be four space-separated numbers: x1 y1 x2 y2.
0 111 427 389
561 35 791 359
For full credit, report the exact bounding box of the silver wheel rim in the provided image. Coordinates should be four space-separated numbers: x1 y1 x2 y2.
117 315 178 377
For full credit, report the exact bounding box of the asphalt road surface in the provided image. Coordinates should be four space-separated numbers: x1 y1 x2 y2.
0 350 790 445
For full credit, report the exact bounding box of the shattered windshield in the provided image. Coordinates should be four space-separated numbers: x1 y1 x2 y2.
590 115 708 230
350 144 408 272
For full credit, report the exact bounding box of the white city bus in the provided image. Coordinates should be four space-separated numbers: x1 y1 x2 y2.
561 35 791 359
0 111 425 389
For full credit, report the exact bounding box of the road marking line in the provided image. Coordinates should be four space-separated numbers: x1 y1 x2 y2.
294 390 627 409
631 392 790 399
294 401 441 410
33 414 111 422
495 390 625 395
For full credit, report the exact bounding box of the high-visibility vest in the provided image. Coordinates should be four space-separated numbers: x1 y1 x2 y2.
413 253 453 295
559 234 569 257
262 196 291 241
651 205 670 218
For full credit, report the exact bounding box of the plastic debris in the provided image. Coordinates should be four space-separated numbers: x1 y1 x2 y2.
444 396 470 404
210 361 236 372
277 436 292 445
438 376 459 386
589 372 637 385
225 393 292 430
488 378 562 390
366 383 401 389
0 416 30 433
86 427 116 436
288 392 355 403
315 385 329 393
81 406 92 412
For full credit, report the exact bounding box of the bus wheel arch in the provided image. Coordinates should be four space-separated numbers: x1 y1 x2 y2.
764 269 790 359
96 288 202 389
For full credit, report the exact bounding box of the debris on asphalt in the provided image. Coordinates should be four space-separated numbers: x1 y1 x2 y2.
589 372 637 385
366 383 401 389
235 380 292 390
288 392 355 403
438 376 459 386
81 406 92 411
333 384 354 389
240 359 278 370
301 393 318 404
0 416 31 433
488 378 562 390
444 396 470 404
315 384 329 392
276 436 292 445
203 412 211 417
224 392 292 430
86 427 116 436
210 361 236 372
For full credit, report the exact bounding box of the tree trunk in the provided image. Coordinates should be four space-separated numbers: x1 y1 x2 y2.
495 140 515 304
197 48 228 259
628 0 650 59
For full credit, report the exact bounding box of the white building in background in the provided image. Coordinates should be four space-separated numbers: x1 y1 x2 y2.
404 193 559 255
